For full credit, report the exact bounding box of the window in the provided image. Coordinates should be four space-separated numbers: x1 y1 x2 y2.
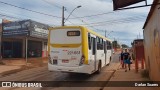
107 41 112 50
92 37 96 55
104 41 106 53
97 37 100 43
97 37 104 50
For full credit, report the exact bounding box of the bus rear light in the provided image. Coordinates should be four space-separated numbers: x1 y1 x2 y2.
79 55 85 66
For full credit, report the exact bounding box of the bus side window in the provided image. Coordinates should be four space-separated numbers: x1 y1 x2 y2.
97 37 100 50
106 41 109 50
107 41 111 50
92 37 96 55
104 41 106 53
101 39 104 50
97 37 104 50
88 33 91 50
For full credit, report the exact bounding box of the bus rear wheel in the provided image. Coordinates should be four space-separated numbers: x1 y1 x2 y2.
107 57 112 66
96 60 102 74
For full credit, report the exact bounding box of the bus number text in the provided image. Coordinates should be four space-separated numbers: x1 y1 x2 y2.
68 51 80 55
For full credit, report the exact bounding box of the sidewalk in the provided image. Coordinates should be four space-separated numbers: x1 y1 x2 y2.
103 61 160 90
0 58 48 77
0 65 21 74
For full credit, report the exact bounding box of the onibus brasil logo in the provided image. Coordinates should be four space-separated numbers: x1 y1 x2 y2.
1 82 42 87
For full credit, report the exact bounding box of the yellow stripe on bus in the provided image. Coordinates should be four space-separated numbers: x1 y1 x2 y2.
50 44 81 48
81 27 88 64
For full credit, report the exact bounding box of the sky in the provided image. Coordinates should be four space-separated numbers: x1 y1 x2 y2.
0 0 154 46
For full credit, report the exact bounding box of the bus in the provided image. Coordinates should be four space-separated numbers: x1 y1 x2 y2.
48 26 112 74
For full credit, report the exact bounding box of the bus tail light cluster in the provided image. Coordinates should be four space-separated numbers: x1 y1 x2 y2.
48 54 52 64
79 55 85 66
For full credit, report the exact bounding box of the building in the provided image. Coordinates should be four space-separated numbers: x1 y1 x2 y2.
143 0 160 81
1 19 49 58
131 39 145 71
131 39 145 60
0 19 12 58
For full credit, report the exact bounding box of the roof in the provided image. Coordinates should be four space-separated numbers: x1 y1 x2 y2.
87 28 112 42
134 39 143 42
143 0 159 29
2 19 50 27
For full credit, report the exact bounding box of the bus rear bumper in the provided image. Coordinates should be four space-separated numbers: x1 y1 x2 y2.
48 63 93 74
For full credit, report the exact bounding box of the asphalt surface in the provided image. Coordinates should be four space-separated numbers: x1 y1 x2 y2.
0 53 120 90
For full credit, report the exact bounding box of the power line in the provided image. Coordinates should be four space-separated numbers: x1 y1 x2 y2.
41 0 117 20
65 15 146 28
78 16 146 27
64 9 100 31
0 11 60 26
64 7 145 32
40 1 81 26
0 12 22 20
41 0 112 29
40 0 143 36
86 15 145 25
69 11 116 19
40 0 122 32
41 0 62 9
40 0 76 25
0 1 61 18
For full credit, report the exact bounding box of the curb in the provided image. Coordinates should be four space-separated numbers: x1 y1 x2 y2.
0 62 48 77
0 65 35 77
99 70 116 90
0 68 23 77
99 64 121 90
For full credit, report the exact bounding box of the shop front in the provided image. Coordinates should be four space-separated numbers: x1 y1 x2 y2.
2 19 49 58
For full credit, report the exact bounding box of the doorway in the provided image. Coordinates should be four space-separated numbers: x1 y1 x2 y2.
2 41 22 58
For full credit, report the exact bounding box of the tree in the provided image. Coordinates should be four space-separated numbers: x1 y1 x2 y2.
121 44 129 48
112 40 120 48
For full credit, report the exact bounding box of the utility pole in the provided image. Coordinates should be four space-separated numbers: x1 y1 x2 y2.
105 30 107 37
25 37 28 65
0 20 3 60
62 5 81 26
62 6 65 26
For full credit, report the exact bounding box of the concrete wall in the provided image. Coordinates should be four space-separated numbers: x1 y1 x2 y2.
143 0 160 81
133 40 144 60
42 41 48 57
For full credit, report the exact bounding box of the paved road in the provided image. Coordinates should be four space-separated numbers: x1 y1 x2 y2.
0 53 120 90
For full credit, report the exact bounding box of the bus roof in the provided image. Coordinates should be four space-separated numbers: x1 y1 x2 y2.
86 28 112 42
49 26 112 42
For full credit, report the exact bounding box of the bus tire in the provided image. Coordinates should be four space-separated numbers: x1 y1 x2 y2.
107 57 112 66
96 60 102 74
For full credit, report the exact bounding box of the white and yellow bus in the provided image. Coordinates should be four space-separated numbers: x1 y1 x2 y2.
48 26 112 74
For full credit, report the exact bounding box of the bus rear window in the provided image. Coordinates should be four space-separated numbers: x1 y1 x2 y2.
67 31 80 36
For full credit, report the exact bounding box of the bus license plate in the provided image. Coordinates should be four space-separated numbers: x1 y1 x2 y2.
62 59 69 63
